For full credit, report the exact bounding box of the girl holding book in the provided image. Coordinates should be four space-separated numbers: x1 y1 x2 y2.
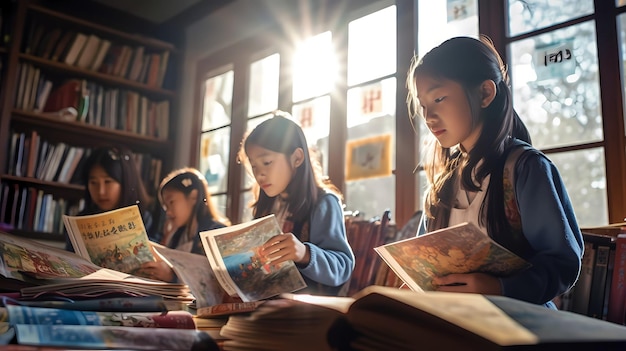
407 36 583 308
138 167 230 282
239 112 355 296
64 146 160 251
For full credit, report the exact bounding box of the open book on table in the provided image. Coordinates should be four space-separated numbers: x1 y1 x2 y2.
220 286 626 351
63 204 156 275
0 230 193 303
375 221 531 292
199 214 307 302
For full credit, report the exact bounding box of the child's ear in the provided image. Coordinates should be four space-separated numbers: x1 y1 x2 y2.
480 79 497 108
291 148 305 168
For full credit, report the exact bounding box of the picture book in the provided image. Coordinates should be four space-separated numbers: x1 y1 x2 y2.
221 286 626 351
63 204 156 274
374 222 531 292
5 305 196 329
152 243 227 308
0 231 193 303
199 214 307 302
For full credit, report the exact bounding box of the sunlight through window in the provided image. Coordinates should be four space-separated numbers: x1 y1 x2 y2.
292 31 338 102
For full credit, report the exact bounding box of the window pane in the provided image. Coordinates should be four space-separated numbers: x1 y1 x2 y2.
347 78 396 129
247 53 280 117
202 70 233 131
199 127 230 194
344 78 396 220
619 13 626 135
417 0 478 58
292 31 337 101
292 96 330 175
548 149 608 226
507 0 594 37
509 21 602 149
620 0 626 7
347 5 396 86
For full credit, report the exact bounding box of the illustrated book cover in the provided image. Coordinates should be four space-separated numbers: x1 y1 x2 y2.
63 204 155 274
374 222 531 292
0 231 193 303
199 214 307 302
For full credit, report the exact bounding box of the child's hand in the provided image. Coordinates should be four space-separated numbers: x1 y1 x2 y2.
261 233 310 266
136 261 176 283
431 273 501 295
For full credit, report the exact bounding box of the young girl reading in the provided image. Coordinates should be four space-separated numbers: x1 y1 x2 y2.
240 112 355 296
64 146 159 251
138 167 230 282
407 36 584 308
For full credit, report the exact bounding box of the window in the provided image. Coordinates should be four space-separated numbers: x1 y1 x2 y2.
344 5 397 219
506 0 610 226
190 0 626 227
199 69 233 216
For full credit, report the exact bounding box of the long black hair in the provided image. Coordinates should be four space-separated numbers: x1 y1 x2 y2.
240 111 341 225
80 146 152 215
407 36 531 240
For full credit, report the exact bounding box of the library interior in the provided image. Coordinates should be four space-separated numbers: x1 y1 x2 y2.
2 0 626 350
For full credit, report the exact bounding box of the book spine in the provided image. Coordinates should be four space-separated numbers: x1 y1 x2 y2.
570 241 596 315
607 233 626 324
588 244 611 318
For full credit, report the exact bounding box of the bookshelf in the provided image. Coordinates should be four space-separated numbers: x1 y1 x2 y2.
0 0 177 241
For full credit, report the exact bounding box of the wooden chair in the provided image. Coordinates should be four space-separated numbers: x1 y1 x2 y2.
345 210 392 296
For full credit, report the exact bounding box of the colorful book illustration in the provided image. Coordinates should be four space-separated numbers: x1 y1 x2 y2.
6 305 195 329
199 214 307 302
375 222 531 292
152 243 226 309
63 205 155 274
0 231 193 303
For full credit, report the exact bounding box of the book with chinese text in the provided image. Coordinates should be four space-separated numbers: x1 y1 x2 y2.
0 230 193 303
375 222 531 292
63 205 155 274
199 214 307 302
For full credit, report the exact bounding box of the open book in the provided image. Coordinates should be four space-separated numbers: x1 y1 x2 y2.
375 222 531 292
199 214 307 302
219 286 626 351
0 230 193 304
63 205 156 274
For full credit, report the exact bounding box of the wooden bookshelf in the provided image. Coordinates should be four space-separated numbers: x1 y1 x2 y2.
0 0 178 241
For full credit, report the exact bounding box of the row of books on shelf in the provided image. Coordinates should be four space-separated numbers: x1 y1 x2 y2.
560 228 626 325
6 130 164 189
8 130 86 183
0 182 82 234
23 21 170 87
14 65 171 139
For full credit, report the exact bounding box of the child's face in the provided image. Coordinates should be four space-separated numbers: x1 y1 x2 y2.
88 165 121 211
246 144 297 198
161 188 196 230
415 75 482 152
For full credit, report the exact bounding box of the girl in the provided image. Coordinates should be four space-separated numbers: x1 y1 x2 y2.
240 112 355 296
138 167 230 282
65 146 159 251
407 36 583 308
